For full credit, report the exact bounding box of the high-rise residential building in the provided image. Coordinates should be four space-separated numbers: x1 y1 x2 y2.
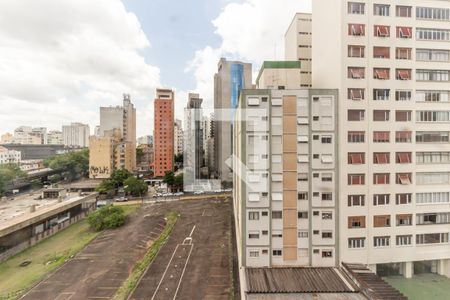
47 130 63 145
153 88 174 177
234 61 338 268
32 127 47 144
184 93 204 182
214 58 252 184
285 12 313 88
0 146 21 165
312 0 450 277
207 113 215 175
89 95 136 178
174 119 184 156
201 114 213 177
13 126 41 145
62 123 90 147
0 133 13 144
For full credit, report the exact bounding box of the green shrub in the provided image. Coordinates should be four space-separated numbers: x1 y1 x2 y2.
87 205 125 231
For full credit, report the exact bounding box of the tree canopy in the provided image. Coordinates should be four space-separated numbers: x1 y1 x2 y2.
0 164 26 196
124 176 147 196
45 149 89 180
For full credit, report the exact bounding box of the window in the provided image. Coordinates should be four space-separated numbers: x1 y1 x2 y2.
348 152 365 164
298 192 308 200
395 131 411 143
272 211 282 219
249 212 259 220
396 235 412 246
373 194 390 206
322 212 333 220
396 48 412 60
374 173 390 185
321 155 333 164
373 89 389 100
348 195 365 207
298 173 308 182
322 193 332 201
396 173 412 185
321 136 332 144
298 154 309 163
396 6 412 17
348 2 365 14
313 154 319 159
395 111 412 122
374 68 390 80
374 236 390 247
417 7 450 21
272 231 282 238
396 214 412 226
348 174 365 185
249 251 259 257
396 152 411 164
416 233 449 245
373 152 390 164
416 172 449 185
248 193 260 202
396 69 411 80
397 26 412 38
297 117 308 124
417 70 450 82
298 135 309 143
322 250 333 258
298 211 308 219
416 90 450 102
272 193 282 201
248 231 260 239
374 25 390 37
321 173 333 182
348 110 365 121
373 47 389 59
417 213 450 225
417 111 450 123
416 131 449 143
416 192 449 204
349 238 365 248
374 4 390 16
417 49 450 62
262 211 268 216
348 216 366 228
348 88 365 101
396 193 412 205
374 110 390 121
322 231 333 239
348 45 365 57
298 231 308 238
416 28 450 41
272 249 282 256
396 90 412 101
313 230 319 234
348 131 365 143
374 215 391 227
313 211 320 217
348 24 365 36
416 152 450 164
348 67 365 79
373 131 390 143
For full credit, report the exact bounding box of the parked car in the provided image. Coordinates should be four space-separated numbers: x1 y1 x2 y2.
114 196 128 202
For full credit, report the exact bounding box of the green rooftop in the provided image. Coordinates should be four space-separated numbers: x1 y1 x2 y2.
256 60 301 85
384 274 450 300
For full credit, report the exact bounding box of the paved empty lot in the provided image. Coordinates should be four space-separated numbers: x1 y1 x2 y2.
130 198 235 300
21 207 167 300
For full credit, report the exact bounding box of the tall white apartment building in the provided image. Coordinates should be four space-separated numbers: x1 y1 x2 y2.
285 13 313 87
62 123 90 148
313 0 450 277
234 61 338 268
174 119 184 156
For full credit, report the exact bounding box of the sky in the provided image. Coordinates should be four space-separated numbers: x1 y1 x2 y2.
0 0 311 137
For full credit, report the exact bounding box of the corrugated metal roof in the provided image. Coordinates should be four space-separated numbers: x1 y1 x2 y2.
246 267 359 294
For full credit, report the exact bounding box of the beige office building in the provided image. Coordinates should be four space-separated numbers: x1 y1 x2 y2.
285 13 312 88
312 0 450 277
234 61 338 268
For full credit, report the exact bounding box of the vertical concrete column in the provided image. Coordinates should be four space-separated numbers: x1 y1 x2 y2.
368 264 377 273
438 259 450 278
403 261 413 278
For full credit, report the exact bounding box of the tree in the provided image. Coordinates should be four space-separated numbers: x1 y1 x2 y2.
87 205 125 231
0 164 26 196
95 178 117 194
136 148 144 164
110 169 132 187
174 153 183 164
124 176 147 197
174 173 183 190
162 171 175 186
45 149 89 180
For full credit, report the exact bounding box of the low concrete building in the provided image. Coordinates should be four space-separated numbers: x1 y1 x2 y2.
42 188 66 199
0 146 21 165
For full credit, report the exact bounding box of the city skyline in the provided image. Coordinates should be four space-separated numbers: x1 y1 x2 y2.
0 0 311 137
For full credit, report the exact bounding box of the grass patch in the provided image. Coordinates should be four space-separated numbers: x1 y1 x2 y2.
384 273 450 300
113 211 179 300
0 205 140 300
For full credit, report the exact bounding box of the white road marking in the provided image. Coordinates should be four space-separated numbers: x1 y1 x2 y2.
189 225 196 237
151 244 180 300
172 244 194 300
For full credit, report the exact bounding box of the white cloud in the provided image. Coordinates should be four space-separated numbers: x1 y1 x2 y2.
185 0 311 112
0 0 161 136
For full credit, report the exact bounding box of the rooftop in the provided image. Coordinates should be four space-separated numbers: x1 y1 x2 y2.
245 267 359 294
256 61 301 85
